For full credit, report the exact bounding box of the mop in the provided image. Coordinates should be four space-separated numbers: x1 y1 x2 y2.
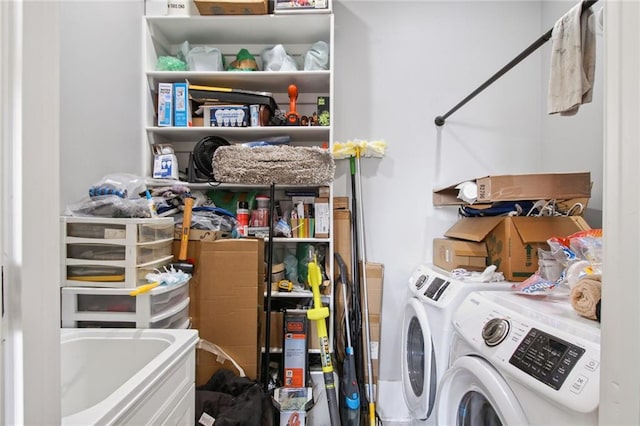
332 139 387 425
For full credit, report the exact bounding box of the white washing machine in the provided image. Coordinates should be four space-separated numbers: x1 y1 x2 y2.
436 290 600 425
401 265 513 424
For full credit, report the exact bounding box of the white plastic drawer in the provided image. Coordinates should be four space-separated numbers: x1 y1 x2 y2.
66 240 172 264
63 217 174 244
73 279 189 316
150 300 190 329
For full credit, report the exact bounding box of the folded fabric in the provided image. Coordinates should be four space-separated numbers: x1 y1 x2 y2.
570 275 601 320
547 1 596 116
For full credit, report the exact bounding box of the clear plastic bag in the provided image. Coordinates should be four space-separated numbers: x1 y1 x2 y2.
261 44 298 71
303 41 329 71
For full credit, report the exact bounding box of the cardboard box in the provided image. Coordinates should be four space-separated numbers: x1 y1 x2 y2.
194 0 268 15
275 0 328 12
173 81 190 127
157 82 173 127
362 262 383 316
444 216 590 281
333 196 349 211
433 237 488 272
333 209 351 281
203 105 249 127
314 197 330 238
433 172 592 206
173 238 264 384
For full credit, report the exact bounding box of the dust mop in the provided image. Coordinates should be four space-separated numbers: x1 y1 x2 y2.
332 139 387 425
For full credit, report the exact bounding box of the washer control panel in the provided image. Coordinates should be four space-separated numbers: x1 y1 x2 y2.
453 291 600 414
508 327 585 390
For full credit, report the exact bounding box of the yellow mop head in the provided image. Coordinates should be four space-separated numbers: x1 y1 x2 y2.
332 139 387 159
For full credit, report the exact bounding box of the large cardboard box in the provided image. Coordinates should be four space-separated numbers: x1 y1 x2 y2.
362 262 383 388
432 237 488 271
433 172 591 206
333 207 352 280
173 238 264 385
444 216 590 281
194 0 268 15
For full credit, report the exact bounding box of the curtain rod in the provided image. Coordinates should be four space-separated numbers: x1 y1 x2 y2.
434 0 600 127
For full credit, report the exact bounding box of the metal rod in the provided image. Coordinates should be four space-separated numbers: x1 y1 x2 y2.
261 182 276 390
435 0 599 127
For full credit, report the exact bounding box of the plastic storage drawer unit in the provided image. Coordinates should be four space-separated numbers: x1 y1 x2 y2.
61 216 175 288
61 278 190 328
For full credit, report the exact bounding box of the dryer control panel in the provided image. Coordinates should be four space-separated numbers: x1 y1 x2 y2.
409 265 451 302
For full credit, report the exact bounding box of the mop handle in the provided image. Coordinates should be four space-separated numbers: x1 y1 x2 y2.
356 152 376 426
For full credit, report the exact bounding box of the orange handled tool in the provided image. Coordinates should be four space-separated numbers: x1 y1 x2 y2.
178 197 194 261
286 84 300 126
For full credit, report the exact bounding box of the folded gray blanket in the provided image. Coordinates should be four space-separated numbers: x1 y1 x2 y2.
212 145 335 185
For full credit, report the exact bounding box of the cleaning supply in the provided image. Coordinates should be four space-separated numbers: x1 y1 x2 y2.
145 190 158 218
332 139 387 425
335 253 360 426
307 255 340 426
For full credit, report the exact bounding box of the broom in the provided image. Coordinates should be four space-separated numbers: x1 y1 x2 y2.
332 139 387 425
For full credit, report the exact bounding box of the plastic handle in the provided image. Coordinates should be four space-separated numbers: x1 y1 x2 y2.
179 197 194 260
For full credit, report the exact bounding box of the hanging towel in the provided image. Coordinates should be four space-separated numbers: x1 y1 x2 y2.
570 275 601 321
547 1 596 116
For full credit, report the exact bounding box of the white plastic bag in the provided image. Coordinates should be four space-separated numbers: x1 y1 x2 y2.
303 40 329 71
261 44 298 71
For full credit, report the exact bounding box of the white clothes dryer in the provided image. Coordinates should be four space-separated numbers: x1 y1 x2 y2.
436 291 600 426
400 265 512 423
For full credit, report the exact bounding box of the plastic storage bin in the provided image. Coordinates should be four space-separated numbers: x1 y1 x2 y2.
61 279 190 328
61 216 175 288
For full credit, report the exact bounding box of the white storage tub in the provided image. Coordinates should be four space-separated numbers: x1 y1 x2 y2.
61 328 198 425
61 280 191 329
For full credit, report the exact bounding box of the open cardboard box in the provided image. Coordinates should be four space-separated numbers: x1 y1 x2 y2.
444 216 590 281
433 172 592 206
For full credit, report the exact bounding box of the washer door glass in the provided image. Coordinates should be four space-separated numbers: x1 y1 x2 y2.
402 298 437 419
457 391 502 426
435 355 528 425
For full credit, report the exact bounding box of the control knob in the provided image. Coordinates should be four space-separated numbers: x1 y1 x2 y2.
482 318 510 347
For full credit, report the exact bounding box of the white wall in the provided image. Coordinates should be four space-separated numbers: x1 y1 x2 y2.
540 0 604 228
1 1 62 423
60 1 145 210
334 0 554 384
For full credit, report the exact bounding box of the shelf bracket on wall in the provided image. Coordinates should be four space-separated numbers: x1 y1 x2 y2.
434 0 599 127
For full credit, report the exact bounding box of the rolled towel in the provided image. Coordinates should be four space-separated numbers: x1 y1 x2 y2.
570 276 602 320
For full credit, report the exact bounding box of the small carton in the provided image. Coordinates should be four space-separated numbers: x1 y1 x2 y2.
444 216 591 281
203 104 249 127
433 238 488 272
173 82 190 127
433 172 592 206
194 0 268 15
157 83 173 127
313 197 330 238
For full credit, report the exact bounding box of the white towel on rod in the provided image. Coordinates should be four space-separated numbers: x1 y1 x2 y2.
547 1 596 116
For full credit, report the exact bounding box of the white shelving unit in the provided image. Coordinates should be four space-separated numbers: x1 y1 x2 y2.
142 12 335 354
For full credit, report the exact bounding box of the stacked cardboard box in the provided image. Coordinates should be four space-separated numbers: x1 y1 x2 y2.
173 238 264 385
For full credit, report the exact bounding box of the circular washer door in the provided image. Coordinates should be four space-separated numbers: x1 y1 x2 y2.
435 355 528 426
401 297 437 420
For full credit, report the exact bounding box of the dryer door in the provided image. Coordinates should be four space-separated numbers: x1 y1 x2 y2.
401 297 437 420
435 355 528 425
